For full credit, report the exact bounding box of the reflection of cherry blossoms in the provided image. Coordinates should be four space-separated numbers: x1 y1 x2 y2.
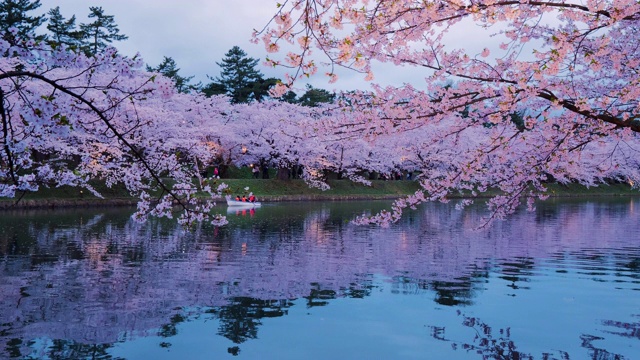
0 199 639 355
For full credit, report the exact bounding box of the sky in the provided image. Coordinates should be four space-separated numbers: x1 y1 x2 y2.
37 0 377 93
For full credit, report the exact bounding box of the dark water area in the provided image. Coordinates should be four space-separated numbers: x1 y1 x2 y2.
0 198 638 359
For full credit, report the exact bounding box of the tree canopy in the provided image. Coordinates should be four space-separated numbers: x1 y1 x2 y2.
1 1 639 227
298 85 335 107
79 6 127 55
0 0 44 40
207 46 275 103
0 33 227 226
257 0 640 225
147 56 199 93
46 6 83 49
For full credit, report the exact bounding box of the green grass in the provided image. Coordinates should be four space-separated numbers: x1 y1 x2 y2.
542 182 639 197
0 180 136 209
447 182 640 199
0 176 421 209
220 178 421 200
2 167 638 209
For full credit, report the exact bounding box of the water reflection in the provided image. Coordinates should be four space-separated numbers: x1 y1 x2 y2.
0 198 639 359
430 311 636 360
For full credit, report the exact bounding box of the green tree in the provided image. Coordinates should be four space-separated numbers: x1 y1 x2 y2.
279 90 298 104
79 6 127 55
147 56 199 93
0 0 45 40
298 84 335 107
201 81 226 98
249 77 279 102
210 46 270 103
46 6 83 49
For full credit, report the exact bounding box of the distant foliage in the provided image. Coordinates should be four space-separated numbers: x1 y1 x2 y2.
79 6 127 55
206 46 276 103
0 0 44 40
147 56 199 93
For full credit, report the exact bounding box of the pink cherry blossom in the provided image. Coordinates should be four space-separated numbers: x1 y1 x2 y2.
256 0 640 225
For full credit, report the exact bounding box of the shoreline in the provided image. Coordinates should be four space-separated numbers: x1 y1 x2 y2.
0 194 405 210
1 190 639 211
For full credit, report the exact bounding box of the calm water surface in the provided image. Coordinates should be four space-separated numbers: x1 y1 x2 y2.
0 198 639 359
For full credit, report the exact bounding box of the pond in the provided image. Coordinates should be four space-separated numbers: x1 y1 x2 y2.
0 198 639 359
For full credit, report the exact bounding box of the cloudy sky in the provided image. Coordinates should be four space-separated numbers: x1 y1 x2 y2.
37 0 380 93
36 1 499 94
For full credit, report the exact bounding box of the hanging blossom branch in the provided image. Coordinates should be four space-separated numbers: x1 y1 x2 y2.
257 0 640 226
0 29 228 226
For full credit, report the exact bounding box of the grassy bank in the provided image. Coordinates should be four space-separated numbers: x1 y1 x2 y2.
0 178 422 209
537 183 639 197
221 178 422 201
1 177 638 210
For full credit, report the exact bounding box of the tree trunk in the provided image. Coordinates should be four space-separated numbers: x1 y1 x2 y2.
218 164 229 178
276 167 290 180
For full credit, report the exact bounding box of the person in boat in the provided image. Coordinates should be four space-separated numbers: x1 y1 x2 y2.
235 195 241 201
242 195 247 202
249 194 256 203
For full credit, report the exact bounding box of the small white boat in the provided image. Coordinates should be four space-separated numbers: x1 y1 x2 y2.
225 196 261 207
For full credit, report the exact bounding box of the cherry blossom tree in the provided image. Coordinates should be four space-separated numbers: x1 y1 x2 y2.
210 100 318 180
257 0 640 225
0 30 229 226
